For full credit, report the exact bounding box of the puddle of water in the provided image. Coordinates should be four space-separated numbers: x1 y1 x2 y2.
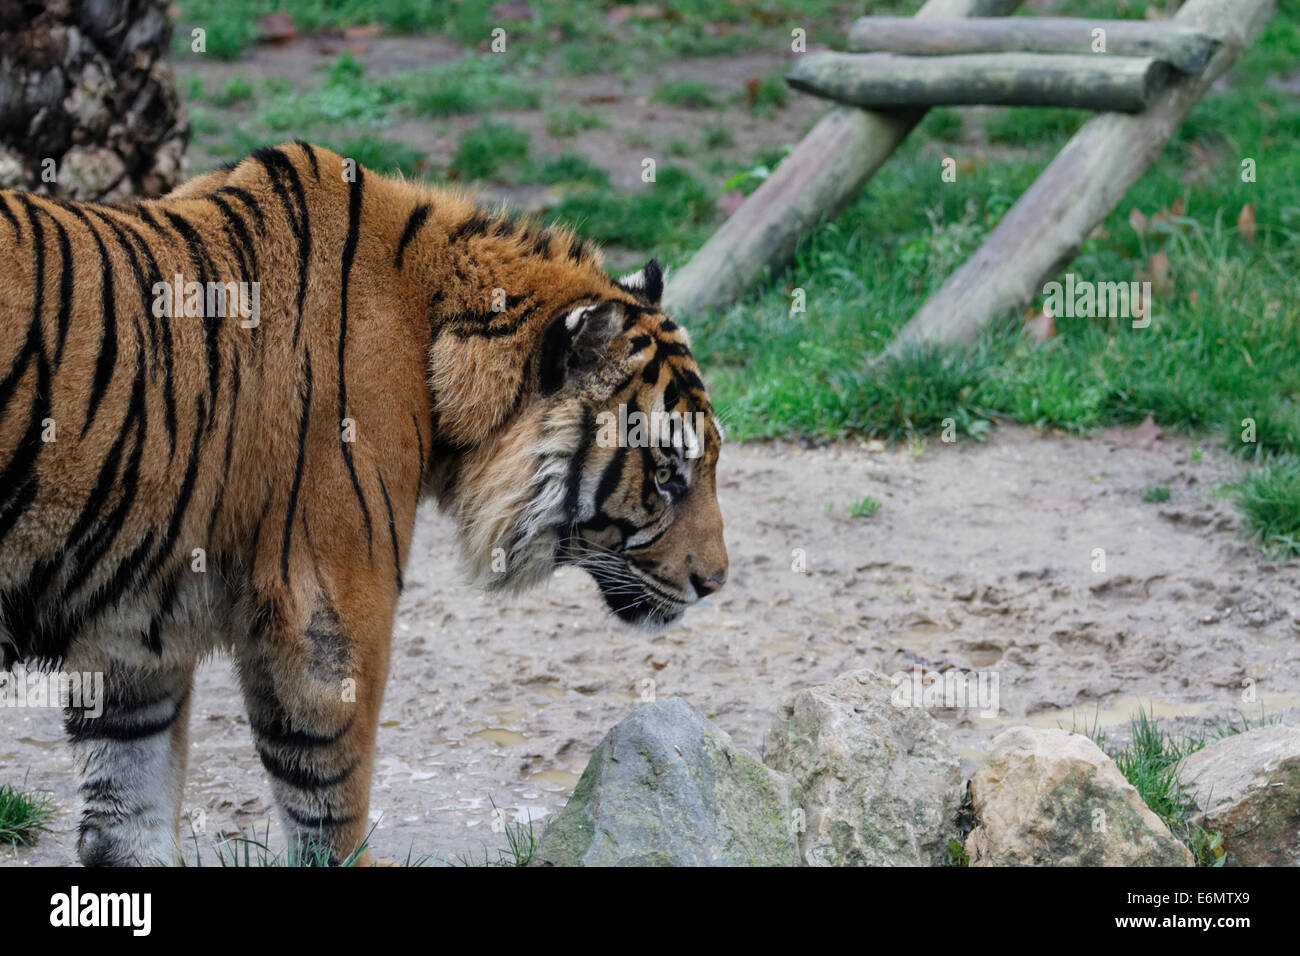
469 727 529 747
529 768 581 790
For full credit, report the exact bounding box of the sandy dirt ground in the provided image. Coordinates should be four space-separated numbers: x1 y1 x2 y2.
3 427 1298 865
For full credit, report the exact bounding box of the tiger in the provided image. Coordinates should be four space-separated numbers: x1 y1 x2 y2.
0 141 728 866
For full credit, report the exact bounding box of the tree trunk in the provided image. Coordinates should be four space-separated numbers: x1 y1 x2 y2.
0 0 189 201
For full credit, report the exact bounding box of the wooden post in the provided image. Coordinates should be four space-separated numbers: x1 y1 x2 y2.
885 0 1274 356
848 17 1218 74
661 0 1024 318
787 52 1168 113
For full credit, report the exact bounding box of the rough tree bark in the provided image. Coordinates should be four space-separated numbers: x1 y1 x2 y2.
0 0 189 201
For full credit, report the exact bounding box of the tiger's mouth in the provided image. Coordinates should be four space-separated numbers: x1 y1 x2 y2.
584 560 687 629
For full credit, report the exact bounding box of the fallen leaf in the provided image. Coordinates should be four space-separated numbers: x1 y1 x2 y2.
1237 203 1256 242
718 190 745 217
1106 413 1163 449
606 4 663 24
1129 207 1147 236
491 1 535 21
258 12 297 44
1023 307 1056 343
1147 249 1172 293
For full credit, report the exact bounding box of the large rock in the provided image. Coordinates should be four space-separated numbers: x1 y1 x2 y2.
530 698 801 866
1176 724 1300 866
764 669 963 866
965 727 1193 866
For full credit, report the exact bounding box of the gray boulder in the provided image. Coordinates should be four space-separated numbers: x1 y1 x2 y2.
1176 723 1300 866
531 697 801 866
764 669 963 866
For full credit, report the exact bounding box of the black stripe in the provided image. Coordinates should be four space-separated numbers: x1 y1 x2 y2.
258 749 357 791
215 186 266 234
164 211 223 431
339 166 375 556
377 472 403 592
251 147 311 345
251 713 352 750
281 350 313 583
394 202 430 269
294 139 320 180
564 407 596 525
56 203 117 439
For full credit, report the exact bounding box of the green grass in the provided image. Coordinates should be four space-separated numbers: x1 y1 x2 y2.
1082 706 1286 866
1089 709 1224 866
1142 485 1171 504
1234 456 1300 557
544 105 608 138
451 121 532 182
175 0 870 64
0 778 54 848
848 496 882 518
652 79 716 109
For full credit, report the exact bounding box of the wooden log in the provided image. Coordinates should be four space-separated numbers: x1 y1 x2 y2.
661 0 1024 319
848 16 1218 74
884 0 1275 357
786 52 1168 113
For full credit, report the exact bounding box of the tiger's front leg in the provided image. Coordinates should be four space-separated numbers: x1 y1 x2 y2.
65 658 197 867
234 586 394 866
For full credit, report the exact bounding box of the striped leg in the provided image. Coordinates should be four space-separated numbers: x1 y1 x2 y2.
235 600 391 866
66 662 195 866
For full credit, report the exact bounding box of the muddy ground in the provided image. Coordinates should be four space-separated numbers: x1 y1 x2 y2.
4 427 1298 865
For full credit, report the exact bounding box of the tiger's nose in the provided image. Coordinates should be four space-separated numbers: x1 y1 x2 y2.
690 572 726 598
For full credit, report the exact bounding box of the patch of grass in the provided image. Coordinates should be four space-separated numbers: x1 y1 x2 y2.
1088 709 1224 866
1142 485 1171 503
848 496 882 518
747 73 789 117
652 79 716 109
321 134 425 178
544 105 608 138
701 124 734 150
535 153 610 187
1234 455 1300 557
549 165 715 255
943 836 969 867
984 106 1088 147
452 121 532 181
0 778 54 848
403 58 541 117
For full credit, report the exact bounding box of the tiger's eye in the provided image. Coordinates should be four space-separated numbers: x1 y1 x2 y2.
655 466 672 486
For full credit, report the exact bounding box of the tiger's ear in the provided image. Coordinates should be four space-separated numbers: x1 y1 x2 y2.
616 258 663 306
539 303 621 394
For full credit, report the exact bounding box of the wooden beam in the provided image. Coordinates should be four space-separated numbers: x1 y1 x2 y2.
848 16 1218 74
884 0 1275 357
787 52 1168 113
661 0 1024 319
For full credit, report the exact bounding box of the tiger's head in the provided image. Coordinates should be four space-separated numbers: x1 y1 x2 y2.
439 258 728 629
